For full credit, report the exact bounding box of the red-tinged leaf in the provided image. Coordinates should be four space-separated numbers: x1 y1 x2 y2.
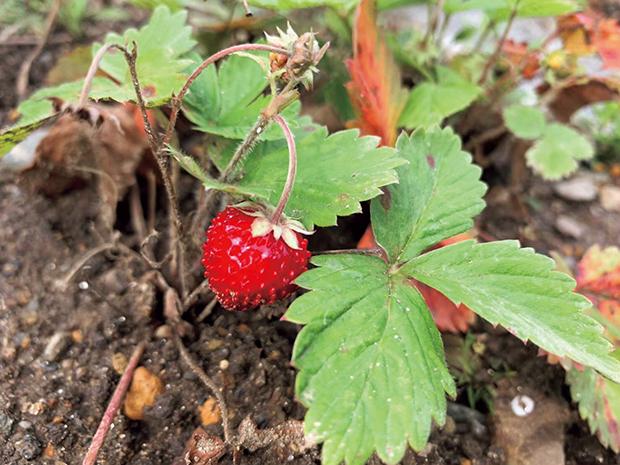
564 245 620 452
413 280 476 333
562 11 620 69
345 0 407 147
500 39 541 79
576 245 620 339
357 228 477 333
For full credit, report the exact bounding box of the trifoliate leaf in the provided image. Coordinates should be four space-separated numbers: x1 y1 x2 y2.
94 5 196 105
568 366 620 452
403 240 620 383
399 67 481 129
287 254 455 465
526 123 594 180
213 127 405 228
183 54 301 140
371 128 486 262
503 104 546 140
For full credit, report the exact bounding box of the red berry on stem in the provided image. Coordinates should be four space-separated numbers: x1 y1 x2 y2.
202 206 311 311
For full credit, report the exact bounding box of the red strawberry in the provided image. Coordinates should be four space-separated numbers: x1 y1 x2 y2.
202 206 311 311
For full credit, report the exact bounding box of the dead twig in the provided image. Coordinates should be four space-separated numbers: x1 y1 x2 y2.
197 296 219 322
183 279 212 311
82 341 146 465
110 43 187 297
15 0 61 100
54 240 118 290
140 230 172 269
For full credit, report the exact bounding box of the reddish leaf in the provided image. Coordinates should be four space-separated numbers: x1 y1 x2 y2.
562 11 620 69
500 39 541 79
576 245 620 334
345 0 407 147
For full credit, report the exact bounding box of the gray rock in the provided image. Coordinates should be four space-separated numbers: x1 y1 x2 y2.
15 433 42 461
0 412 15 438
555 215 585 239
553 176 598 202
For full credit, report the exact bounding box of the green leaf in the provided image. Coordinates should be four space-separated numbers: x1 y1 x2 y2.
248 0 358 10
94 5 196 105
249 0 428 10
59 0 89 35
216 127 405 228
503 104 546 140
444 0 581 18
399 67 481 129
1 6 195 156
183 54 301 140
371 128 486 263
526 123 594 180
403 240 620 384
568 365 620 452
287 254 455 465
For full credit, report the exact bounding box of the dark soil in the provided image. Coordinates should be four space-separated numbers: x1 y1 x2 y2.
1 166 619 465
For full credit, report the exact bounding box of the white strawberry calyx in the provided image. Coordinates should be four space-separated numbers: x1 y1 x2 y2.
233 202 313 250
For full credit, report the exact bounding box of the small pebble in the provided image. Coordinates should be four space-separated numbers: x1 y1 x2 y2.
601 185 620 212
555 215 585 238
219 359 229 370
553 176 598 202
112 353 128 375
16 433 42 460
43 332 71 362
19 421 32 429
25 400 46 416
154 325 172 339
207 339 224 350
199 398 222 426
0 412 15 437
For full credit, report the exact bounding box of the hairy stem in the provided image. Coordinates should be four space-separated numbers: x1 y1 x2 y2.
82 341 146 465
111 43 186 296
77 43 113 108
163 43 289 149
270 115 297 223
319 248 385 257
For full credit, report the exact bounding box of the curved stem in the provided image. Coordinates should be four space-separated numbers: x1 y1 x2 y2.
162 43 289 149
82 341 146 465
270 115 297 224
78 43 113 108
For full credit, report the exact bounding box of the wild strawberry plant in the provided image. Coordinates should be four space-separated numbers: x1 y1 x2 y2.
2 2 620 465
